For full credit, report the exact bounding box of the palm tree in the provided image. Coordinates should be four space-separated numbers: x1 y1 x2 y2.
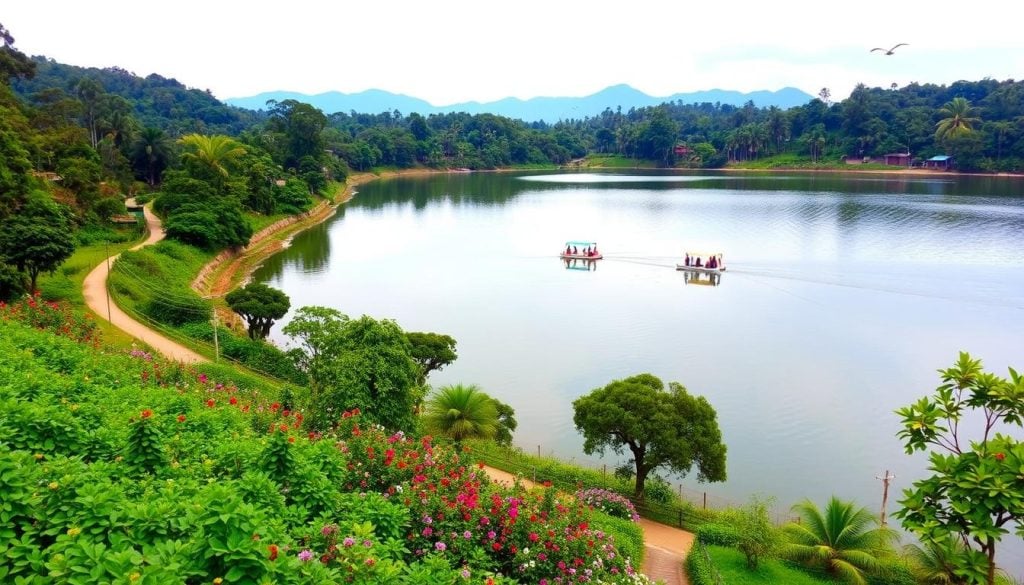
422 384 498 448
903 539 967 585
131 127 173 186
179 134 246 186
784 497 898 584
935 97 981 142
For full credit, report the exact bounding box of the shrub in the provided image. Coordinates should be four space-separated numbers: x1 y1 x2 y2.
686 543 719 585
577 488 640 521
0 295 98 344
696 522 741 547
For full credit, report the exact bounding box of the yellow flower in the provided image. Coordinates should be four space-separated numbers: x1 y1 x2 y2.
129 573 140 582
213 578 224 584
48 482 59 490
67 527 81 537
912 422 924 430
34 453 44 460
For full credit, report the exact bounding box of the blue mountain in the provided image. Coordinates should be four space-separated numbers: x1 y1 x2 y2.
226 84 813 121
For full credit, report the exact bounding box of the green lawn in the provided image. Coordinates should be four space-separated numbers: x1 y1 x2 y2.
706 545 837 585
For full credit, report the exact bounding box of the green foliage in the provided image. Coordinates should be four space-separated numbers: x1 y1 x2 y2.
406 331 458 385
735 496 783 569
422 384 499 446
894 352 1024 585
163 198 252 250
589 510 645 565
0 200 76 292
283 307 420 431
784 497 898 584
697 522 742 547
694 544 839 585
124 411 165 473
491 396 517 447
226 282 290 340
573 372 727 500
0 262 25 301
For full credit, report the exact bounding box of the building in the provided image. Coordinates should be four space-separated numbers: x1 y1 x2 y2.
924 155 953 170
883 153 911 167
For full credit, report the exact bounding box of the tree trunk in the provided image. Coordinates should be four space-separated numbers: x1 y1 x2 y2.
633 465 649 501
986 540 996 585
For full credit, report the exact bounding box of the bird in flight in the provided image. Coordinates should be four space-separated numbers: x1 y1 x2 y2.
871 43 908 55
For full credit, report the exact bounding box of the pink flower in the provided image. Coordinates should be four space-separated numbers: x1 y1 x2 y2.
298 549 313 562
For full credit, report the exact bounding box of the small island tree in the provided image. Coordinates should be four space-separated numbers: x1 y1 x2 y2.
572 373 726 500
894 352 1024 585
225 283 290 340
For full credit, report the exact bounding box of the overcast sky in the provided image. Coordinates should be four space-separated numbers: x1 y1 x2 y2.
5 1 1023 105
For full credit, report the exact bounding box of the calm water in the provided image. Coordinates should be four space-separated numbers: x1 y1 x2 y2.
255 171 1024 571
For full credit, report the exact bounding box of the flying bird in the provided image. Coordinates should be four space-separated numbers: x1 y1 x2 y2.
871 43 908 55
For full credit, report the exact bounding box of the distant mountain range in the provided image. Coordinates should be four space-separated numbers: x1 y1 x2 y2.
226 84 813 121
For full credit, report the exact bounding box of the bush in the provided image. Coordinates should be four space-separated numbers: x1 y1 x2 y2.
687 543 719 585
696 522 741 547
590 510 644 564
577 487 640 521
143 292 210 326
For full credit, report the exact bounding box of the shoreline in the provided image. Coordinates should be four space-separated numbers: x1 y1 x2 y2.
195 162 1024 301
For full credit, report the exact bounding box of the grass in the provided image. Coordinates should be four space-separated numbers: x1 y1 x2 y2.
706 545 838 585
578 154 660 169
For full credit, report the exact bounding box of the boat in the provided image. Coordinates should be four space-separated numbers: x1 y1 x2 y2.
560 241 603 260
676 251 725 273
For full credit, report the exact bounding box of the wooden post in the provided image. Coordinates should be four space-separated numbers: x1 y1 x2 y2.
703 492 707 510
602 464 606 476
537 445 540 457
211 307 220 362
876 470 895 526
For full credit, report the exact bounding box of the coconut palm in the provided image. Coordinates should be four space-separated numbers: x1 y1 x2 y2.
784 497 898 584
422 384 498 448
903 539 967 585
131 127 173 186
179 134 246 184
935 97 981 142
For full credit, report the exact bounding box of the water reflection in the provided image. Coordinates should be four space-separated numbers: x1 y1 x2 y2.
563 258 598 272
682 271 722 286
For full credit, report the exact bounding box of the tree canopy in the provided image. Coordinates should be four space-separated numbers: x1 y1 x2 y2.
422 384 499 448
0 199 75 292
406 331 458 386
894 353 1024 585
225 283 290 340
572 373 726 499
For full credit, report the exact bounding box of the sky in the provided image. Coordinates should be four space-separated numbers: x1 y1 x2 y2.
5 0 1023 105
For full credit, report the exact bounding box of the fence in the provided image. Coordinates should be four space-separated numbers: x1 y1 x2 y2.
466 441 799 530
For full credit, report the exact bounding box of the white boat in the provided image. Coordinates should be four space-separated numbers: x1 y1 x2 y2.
676 251 725 272
559 240 603 260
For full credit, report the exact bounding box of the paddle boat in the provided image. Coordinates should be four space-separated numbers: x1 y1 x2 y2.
560 241 603 260
676 251 725 273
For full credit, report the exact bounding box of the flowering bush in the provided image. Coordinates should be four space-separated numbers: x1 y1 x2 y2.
577 488 641 522
0 318 649 584
0 294 97 344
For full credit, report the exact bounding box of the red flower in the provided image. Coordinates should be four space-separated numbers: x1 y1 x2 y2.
279 424 289 433
140 409 153 419
543 480 553 487
206 399 215 408
177 414 186 423
268 544 279 561
229 396 238 405
288 437 295 443
270 402 281 412
282 409 290 417
995 452 1006 461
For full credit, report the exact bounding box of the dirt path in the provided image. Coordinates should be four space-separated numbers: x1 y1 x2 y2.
482 466 692 584
82 204 208 364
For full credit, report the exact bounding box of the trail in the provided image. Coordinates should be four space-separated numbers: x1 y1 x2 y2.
483 466 692 584
82 202 208 364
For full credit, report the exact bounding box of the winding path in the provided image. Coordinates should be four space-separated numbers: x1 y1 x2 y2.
82 203 207 363
483 466 693 584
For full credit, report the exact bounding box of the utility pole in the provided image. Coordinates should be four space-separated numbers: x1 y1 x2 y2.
211 306 219 362
876 470 895 526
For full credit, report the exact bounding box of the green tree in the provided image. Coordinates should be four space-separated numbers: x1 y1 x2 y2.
0 200 75 292
422 384 499 449
283 307 420 431
783 497 897 584
935 97 981 143
492 397 517 447
179 134 246 188
131 127 173 186
572 373 727 500
406 331 458 386
226 283 291 340
0 23 35 82
894 353 1024 585
736 496 782 569
904 539 969 585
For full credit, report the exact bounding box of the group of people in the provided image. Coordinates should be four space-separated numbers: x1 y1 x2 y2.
564 244 600 257
683 253 720 269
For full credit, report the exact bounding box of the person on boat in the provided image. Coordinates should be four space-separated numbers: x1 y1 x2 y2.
592 245 599 256
695 257 703 267
708 256 716 269
684 253 690 266
572 245 578 255
584 245 591 256
565 245 571 255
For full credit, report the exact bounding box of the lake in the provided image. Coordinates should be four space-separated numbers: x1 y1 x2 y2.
254 170 1024 571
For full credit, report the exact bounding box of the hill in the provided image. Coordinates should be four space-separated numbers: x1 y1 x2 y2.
227 84 814 120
